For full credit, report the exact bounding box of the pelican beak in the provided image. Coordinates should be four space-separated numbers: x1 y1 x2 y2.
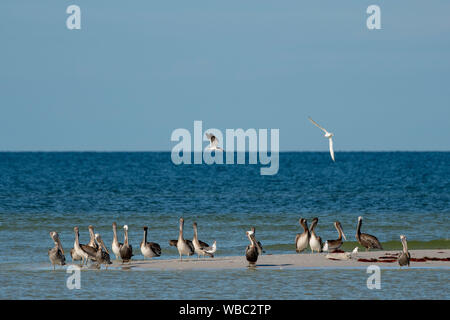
343 232 347 241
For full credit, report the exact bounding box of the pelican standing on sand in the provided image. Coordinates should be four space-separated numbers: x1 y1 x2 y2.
205 133 223 151
169 223 208 250
249 227 264 255
309 217 323 253
193 222 213 258
71 225 97 263
140 226 161 259
48 231 66 270
397 235 410 267
95 233 112 268
245 231 259 266
177 218 194 261
323 221 347 252
119 225 133 262
112 222 123 260
73 226 97 265
356 216 383 251
308 117 335 162
295 218 310 253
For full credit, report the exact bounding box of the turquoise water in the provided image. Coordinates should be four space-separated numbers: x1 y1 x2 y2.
0 152 449 299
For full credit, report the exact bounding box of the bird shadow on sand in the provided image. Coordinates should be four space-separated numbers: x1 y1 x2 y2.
250 263 293 268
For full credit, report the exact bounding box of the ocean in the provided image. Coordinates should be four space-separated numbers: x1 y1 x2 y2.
0 152 448 299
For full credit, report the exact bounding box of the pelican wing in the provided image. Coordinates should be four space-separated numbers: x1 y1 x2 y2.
198 240 209 248
328 137 335 162
81 244 97 259
257 241 265 253
308 117 328 134
205 133 213 140
149 242 162 256
295 233 300 246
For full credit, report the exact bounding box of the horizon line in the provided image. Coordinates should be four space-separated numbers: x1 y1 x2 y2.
0 150 449 153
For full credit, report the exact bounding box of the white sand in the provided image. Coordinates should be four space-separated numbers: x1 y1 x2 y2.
102 249 450 270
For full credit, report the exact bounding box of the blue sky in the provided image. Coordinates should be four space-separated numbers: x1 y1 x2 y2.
1 1 449 151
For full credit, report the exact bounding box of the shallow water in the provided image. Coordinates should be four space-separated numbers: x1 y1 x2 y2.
0 152 449 299
1 266 448 300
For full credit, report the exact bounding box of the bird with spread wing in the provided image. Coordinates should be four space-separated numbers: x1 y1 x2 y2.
205 133 223 151
308 117 335 162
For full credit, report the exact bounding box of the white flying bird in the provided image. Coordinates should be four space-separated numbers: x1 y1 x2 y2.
205 133 223 151
308 117 335 162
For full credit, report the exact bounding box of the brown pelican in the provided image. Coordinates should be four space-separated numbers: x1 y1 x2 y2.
309 217 323 253
112 222 123 260
295 218 310 253
249 227 265 255
176 218 194 261
94 233 112 268
73 226 97 265
140 226 161 259
70 225 97 263
245 231 259 266
397 235 410 267
48 231 66 270
119 225 133 262
193 222 213 258
356 216 383 251
323 221 347 252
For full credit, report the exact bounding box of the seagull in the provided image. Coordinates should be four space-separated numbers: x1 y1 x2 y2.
325 247 359 261
308 117 335 162
205 133 223 151
203 241 217 257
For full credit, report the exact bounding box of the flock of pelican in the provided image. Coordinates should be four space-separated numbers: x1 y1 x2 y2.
293 216 383 254
48 215 410 270
48 218 217 270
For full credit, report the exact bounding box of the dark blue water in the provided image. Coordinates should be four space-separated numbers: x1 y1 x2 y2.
0 152 449 299
1 152 449 214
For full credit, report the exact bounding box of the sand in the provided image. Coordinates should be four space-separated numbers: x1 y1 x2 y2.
101 249 450 270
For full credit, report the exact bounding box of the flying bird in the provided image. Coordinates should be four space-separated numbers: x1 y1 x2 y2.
308 117 335 162
205 133 223 151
